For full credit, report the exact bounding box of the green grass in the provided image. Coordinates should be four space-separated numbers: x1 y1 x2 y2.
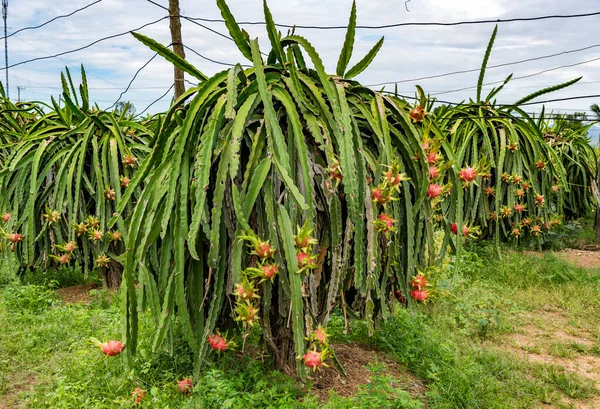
1 241 599 408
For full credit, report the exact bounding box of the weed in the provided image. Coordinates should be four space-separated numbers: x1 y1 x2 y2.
2 284 58 313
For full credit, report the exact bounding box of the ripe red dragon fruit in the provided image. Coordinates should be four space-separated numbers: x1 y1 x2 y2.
255 241 276 259
501 173 511 182
208 333 229 352
409 106 426 123
484 187 495 196
177 378 193 395
132 388 146 405
62 241 76 253
427 184 443 199
427 151 441 164
296 252 309 267
531 225 541 236
511 228 521 237
2 213 10 222
536 160 545 170
410 274 427 289
458 167 477 183
261 264 279 280
514 204 526 213
422 139 430 150
429 166 440 179
450 223 469 237
58 253 71 264
314 327 328 344
515 189 525 198
303 349 324 369
296 252 317 269
521 218 531 226
522 182 530 191
375 214 395 233
235 283 256 301
99 340 125 356
371 187 392 205
513 175 522 184
7 233 23 244
409 289 428 302
123 155 136 167
535 194 545 207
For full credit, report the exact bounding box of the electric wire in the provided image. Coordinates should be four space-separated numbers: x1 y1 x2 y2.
431 55 600 96
367 43 600 87
0 16 169 70
135 84 174 117
106 53 159 110
183 44 250 67
184 10 600 30
0 0 103 40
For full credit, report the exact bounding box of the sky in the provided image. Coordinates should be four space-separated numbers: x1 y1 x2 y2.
4 0 600 131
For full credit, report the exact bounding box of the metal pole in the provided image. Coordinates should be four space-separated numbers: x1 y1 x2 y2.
2 0 7 99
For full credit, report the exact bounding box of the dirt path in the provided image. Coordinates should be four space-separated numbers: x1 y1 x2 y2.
307 343 427 404
523 248 600 270
557 248 600 270
493 251 600 408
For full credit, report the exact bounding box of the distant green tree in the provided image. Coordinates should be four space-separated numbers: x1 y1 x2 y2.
591 103 600 121
553 112 589 133
115 101 136 116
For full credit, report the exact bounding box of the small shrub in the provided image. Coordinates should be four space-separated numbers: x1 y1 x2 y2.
3 284 58 313
21 265 87 288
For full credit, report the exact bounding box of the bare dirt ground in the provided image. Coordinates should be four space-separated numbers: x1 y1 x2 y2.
493 250 600 408
558 248 600 270
55 282 100 304
523 248 600 270
307 343 427 405
497 310 600 409
0 372 36 409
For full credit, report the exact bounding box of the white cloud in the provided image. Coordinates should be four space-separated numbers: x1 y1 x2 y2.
4 0 600 115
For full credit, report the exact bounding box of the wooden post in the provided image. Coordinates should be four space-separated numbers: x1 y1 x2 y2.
168 0 185 99
595 141 600 242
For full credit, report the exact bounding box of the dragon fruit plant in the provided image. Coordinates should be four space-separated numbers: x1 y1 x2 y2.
117 0 435 377
433 25 578 242
0 67 152 288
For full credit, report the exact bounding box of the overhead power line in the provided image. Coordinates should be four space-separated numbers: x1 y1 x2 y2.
1 0 103 40
367 42 600 87
0 16 168 70
135 84 174 117
183 44 250 67
184 10 600 30
107 53 159 110
384 90 600 108
431 54 600 96
11 35 149 96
